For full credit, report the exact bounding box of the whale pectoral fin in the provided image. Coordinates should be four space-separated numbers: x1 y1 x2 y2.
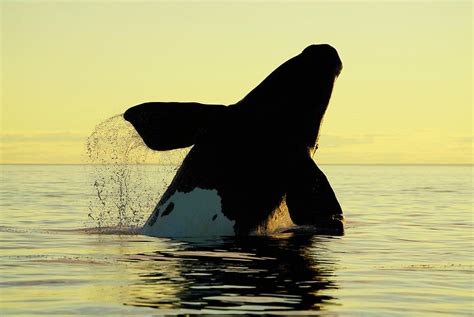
286 157 344 234
124 102 227 150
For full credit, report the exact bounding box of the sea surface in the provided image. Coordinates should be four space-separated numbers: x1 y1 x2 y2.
0 164 472 316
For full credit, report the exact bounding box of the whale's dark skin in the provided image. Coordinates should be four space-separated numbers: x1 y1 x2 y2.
124 44 344 235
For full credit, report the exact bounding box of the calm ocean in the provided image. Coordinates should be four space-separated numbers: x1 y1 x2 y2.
0 164 472 315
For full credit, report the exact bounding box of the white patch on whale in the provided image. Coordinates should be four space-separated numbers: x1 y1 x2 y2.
141 188 235 237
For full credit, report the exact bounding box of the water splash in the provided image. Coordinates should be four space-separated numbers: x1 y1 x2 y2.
85 114 188 230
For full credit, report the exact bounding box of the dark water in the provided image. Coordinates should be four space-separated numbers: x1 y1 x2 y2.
0 165 472 315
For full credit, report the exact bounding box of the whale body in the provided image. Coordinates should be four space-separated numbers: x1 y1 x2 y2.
124 44 344 237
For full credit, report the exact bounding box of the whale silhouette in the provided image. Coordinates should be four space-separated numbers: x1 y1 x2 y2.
124 44 343 237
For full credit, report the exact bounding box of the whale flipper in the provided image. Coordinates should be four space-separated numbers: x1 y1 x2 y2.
286 156 343 233
124 102 227 150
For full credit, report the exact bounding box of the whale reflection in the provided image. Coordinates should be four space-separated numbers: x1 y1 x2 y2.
121 233 340 313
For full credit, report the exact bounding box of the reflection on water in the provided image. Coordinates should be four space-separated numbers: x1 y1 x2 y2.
121 235 338 313
0 228 342 315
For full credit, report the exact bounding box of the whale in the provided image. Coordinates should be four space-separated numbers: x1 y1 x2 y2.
124 44 344 237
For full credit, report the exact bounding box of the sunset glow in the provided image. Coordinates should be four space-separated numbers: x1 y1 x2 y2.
1 1 472 164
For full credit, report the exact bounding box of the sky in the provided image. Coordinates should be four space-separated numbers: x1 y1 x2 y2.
1 1 472 164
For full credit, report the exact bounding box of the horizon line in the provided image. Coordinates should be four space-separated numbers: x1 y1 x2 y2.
0 163 472 166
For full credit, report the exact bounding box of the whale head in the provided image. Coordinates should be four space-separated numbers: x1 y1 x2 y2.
301 44 343 78
238 44 343 111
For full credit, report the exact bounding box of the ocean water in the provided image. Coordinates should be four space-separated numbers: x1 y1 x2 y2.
0 164 472 316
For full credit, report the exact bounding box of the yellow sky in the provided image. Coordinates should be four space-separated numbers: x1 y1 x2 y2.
1 1 472 164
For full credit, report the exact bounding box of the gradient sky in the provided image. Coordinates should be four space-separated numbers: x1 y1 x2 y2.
1 1 472 164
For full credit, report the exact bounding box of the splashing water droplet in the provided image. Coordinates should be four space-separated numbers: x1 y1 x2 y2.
85 114 188 231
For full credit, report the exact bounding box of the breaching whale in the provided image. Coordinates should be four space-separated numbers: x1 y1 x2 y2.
124 44 344 237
